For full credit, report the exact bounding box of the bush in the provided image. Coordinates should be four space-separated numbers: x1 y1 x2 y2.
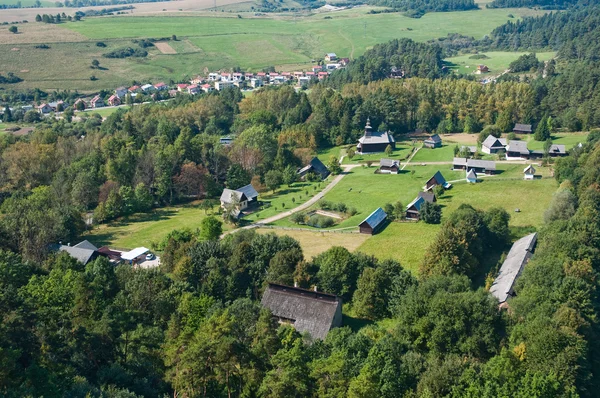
306 214 335 228
421 201 442 224
96 42 106 47
103 47 148 59
290 212 307 224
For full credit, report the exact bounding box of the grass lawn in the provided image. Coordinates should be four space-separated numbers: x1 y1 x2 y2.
410 144 460 163
79 106 126 118
0 7 546 91
316 146 343 164
85 202 228 250
446 51 555 75
347 144 414 164
521 132 588 150
256 228 369 260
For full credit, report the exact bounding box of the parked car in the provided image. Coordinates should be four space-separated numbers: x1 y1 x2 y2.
145 253 155 260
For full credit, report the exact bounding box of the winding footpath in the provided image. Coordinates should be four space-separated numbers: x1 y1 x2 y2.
222 164 361 237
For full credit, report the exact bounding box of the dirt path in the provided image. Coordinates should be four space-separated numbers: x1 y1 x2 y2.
401 146 421 170
222 164 360 237
338 28 355 60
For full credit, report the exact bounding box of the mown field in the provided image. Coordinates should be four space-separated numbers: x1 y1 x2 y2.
446 51 555 75
0 6 546 91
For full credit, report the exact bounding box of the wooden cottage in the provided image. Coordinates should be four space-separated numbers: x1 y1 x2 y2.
405 191 436 220
453 158 496 175
356 119 396 154
476 64 489 74
359 207 387 235
466 169 477 183
523 165 536 180
379 158 400 174
481 135 507 154
298 157 330 180
220 184 259 214
423 134 442 149
425 171 451 191
261 283 343 340
513 123 533 134
505 140 530 160
530 144 567 159
490 233 537 307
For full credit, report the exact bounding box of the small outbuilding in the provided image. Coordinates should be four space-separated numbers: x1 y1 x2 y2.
379 158 400 174
405 192 436 220
423 134 442 149
523 165 536 180
530 144 567 158
425 171 452 191
466 169 477 183
490 233 537 307
298 157 330 180
513 123 533 134
261 283 343 340
121 247 150 264
359 207 387 235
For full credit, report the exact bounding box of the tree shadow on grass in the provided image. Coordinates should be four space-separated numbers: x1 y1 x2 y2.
343 314 373 333
106 209 178 227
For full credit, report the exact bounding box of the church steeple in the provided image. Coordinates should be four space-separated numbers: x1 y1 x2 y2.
365 118 372 137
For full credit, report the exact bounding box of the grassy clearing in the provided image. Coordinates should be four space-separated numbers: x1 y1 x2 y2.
1 7 546 91
446 51 555 75
522 132 588 150
85 202 228 250
256 228 369 260
79 106 126 118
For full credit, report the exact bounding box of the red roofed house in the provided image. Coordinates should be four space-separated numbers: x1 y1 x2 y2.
37 103 53 114
312 65 323 72
107 95 121 106
154 82 168 91
128 85 141 93
90 95 104 108
201 84 214 93
177 84 189 92
73 98 86 110
187 84 200 95
318 71 328 80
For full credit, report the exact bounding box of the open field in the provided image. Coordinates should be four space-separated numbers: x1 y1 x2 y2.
0 6 547 91
256 228 369 260
79 106 127 118
85 202 228 250
446 51 555 75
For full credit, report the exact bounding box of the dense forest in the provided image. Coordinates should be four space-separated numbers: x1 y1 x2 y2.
486 0 594 9
366 0 477 16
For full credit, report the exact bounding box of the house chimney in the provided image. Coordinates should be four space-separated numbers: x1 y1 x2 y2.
294 281 298 288
313 285 318 292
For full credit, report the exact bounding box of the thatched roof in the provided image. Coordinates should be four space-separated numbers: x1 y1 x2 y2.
261 283 342 340
490 233 537 303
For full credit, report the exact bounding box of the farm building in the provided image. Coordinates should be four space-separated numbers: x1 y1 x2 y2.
359 207 387 235
466 169 477 183
424 171 451 191
476 64 489 74
261 283 343 340
220 184 259 212
423 134 442 149
356 119 396 154
490 233 537 307
405 192 436 220
325 53 338 62
55 240 107 265
37 103 53 114
505 140 530 160
298 157 330 180
530 145 567 158
453 158 496 175
513 123 533 134
523 165 536 180
378 159 400 174
481 135 507 154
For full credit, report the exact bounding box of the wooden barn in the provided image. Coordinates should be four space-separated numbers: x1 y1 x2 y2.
405 191 436 220
379 158 400 174
481 135 507 154
505 141 530 160
466 169 477 183
359 207 387 235
423 134 442 149
453 158 496 175
356 119 396 154
261 283 343 340
298 157 330 180
513 123 533 134
523 165 536 180
424 171 452 191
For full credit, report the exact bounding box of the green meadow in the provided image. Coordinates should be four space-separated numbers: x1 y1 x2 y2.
446 51 555 75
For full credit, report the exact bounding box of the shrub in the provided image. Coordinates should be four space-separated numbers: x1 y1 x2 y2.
103 47 148 59
96 42 106 47
290 212 307 224
307 214 335 228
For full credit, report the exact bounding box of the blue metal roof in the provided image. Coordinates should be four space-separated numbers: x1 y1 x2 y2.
236 184 259 200
432 171 447 185
361 207 387 229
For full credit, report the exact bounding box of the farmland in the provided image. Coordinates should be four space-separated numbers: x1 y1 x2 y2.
0 6 546 91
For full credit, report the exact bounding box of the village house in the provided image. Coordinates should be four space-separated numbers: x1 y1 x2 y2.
90 95 104 108
481 135 507 154
261 283 343 340
356 119 396 154
107 95 121 107
177 83 188 92
208 72 220 81
476 65 489 74
311 65 322 73
423 134 442 149
317 71 329 80
530 144 567 158
220 72 232 80
233 80 247 89
424 171 451 191
55 240 107 265
298 157 330 180
128 85 141 93
141 84 155 92
378 158 400 174
294 71 305 78
326 63 341 70
73 98 86 110
405 191 436 220
513 123 533 134
37 103 53 114
190 76 204 85
115 86 128 98
505 140 530 160
201 84 214 93
466 169 478 183
220 184 259 214
390 66 404 79
490 233 537 308
453 158 496 175
154 82 168 91
523 164 536 180
359 207 387 235
325 53 338 62
250 78 264 89
297 76 311 87
187 84 200 95
340 57 350 66
215 80 233 91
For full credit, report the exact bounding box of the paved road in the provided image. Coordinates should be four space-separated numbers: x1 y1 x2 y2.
222 164 361 237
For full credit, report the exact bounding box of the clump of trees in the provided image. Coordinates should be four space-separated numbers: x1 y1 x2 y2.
103 47 148 58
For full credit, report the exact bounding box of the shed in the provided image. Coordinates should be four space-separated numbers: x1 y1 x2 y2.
121 247 150 262
523 164 536 180
531 144 567 158
405 192 435 220
261 283 342 340
490 233 537 305
379 158 400 174
513 123 533 134
506 140 530 159
423 134 442 149
466 169 477 183
359 207 387 235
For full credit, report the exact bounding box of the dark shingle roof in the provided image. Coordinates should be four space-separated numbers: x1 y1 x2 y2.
506 140 529 155
453 158 496 171
424 134 442 144
431 171 447 185
418 191 435 203
513 123 532 132
261 283 342 340
74 240 98 251
237 184 259 200
490 233 537 303
306 157 330 179
482 135 507 149
220 188 247 204
380 158 400 168
58 245 97 265
466 169 477 180
360 207 387 230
